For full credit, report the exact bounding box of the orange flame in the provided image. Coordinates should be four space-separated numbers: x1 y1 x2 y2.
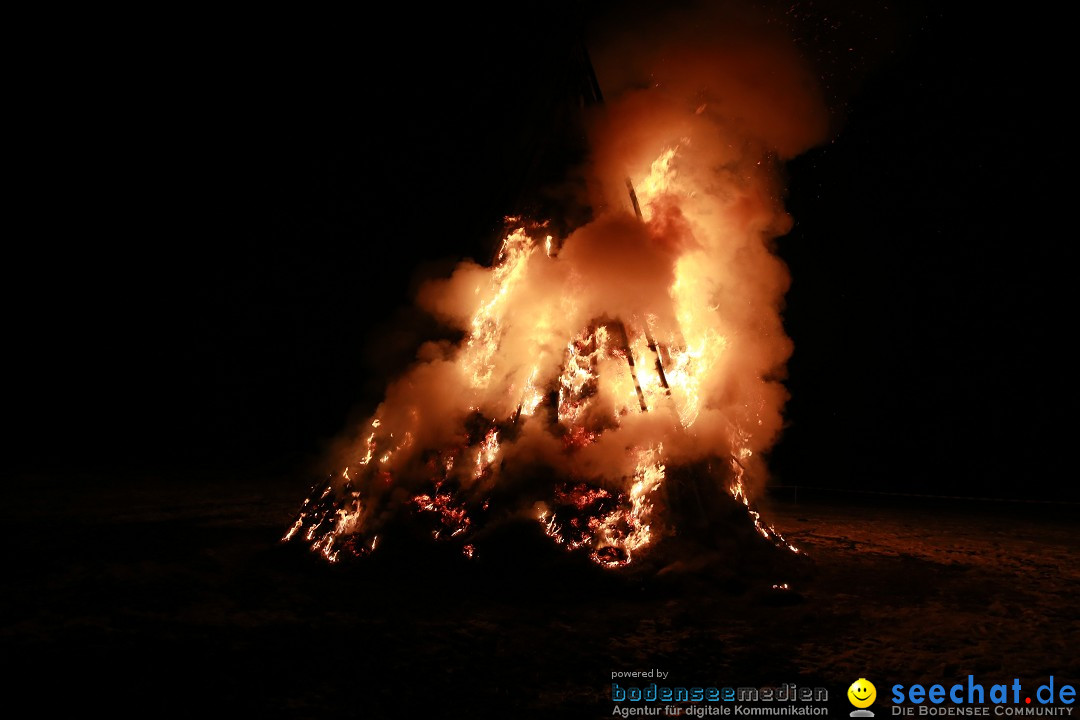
283 18 828 566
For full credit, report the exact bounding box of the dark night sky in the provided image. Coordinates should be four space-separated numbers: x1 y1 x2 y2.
9 3 1075 501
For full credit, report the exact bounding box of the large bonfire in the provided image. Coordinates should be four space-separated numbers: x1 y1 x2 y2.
284 17 828 571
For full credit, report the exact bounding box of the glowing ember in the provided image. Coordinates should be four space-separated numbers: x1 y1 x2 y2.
283 27 827 568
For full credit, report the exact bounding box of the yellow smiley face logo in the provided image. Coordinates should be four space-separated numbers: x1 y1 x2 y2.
848 678 877 708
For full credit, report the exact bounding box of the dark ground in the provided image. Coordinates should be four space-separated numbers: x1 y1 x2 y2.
3 476 1075 717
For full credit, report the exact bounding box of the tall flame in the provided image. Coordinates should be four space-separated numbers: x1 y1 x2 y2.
283 15 827 567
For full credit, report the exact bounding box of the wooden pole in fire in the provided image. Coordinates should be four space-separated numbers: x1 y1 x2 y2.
582 42 708 528
624 178 673 398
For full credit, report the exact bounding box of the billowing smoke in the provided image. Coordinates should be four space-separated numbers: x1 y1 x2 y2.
287 4 828 564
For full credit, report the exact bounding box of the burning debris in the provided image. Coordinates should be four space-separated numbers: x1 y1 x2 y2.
283 11 827 571
284 209 802 569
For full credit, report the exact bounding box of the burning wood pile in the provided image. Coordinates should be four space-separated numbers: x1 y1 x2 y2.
283 15 827 572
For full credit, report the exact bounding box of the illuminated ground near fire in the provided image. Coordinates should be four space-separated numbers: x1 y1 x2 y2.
5 478 1075 715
